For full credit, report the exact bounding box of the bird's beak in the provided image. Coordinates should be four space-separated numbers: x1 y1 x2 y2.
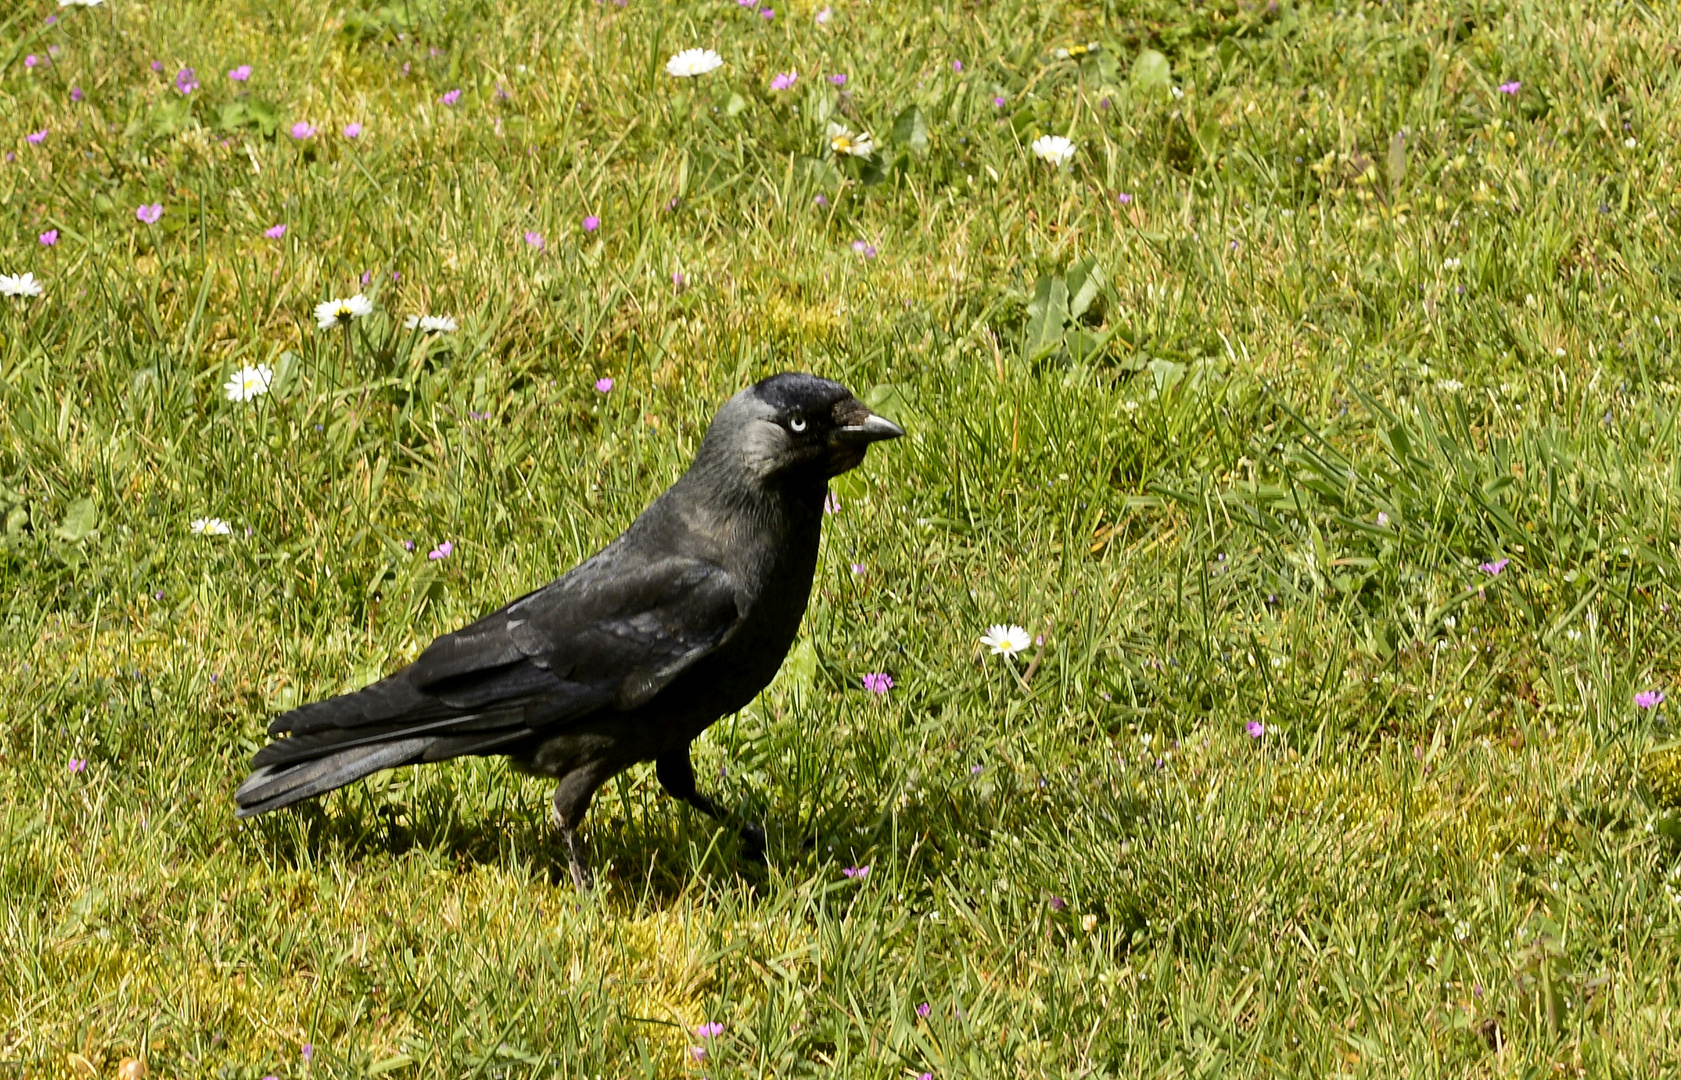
834 412 906 445
825 399 903 476
830 399 906 446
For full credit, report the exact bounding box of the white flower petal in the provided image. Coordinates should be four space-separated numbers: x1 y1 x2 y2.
666 48 724 78
0 272 44 298
1031 135 1077 167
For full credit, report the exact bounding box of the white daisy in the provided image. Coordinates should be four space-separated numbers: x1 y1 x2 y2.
313 293 374 330
59 0 106 6
404 314 459 333
1031 135 1077 168
0 272 44 298
665 48 724 78
224 363 274 402
827 122 875 158
191 517 233 536
980 624 1033 659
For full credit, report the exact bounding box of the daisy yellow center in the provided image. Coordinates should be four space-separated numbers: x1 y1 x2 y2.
831 133 854 154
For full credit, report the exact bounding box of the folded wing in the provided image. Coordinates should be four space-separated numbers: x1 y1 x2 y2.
234 555 742 816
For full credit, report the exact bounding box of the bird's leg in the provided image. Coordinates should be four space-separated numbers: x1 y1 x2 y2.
551 767 607 891
656 748 766 861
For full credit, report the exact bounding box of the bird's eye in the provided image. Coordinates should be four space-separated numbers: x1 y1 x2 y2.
788 415 807 433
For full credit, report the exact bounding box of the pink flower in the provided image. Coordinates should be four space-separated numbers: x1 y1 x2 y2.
343 122 362 138
1478 558 1509 576
813 194 829 207
842 865 869 878
440 88 462 106
770 70 797 90
1116 192 1132 204
582 215 600 232
151 60 164 72
290 121 316 139
850 563 864 574
689 1047 707 1062
824 493 840 514
694 1022 724 1038
70 86 82 102
760 7 774 18
175 67 199 94
24 55 39 69
136 203 163 224
68 758 87 774
300 1044 313 1062
850 239 877 258
1498 81 1521 95
428 541 453 560
229 65 252 82
815 6 832 24
915 1002 931 1018
594 377 615 393
1636 689 1665 710
26 129 47 145
992 95 1006 107
403 540 415 551
1049 895 1067 911
952 60 963 72
523 230 545 250
828 73 847 85
264 224 287 239
862 673 893 695
39 229 58 246
671 271 685 288
737 0 753 6
1245 721 1264 739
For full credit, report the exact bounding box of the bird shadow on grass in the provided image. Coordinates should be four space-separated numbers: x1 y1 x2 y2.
237 760 1159 914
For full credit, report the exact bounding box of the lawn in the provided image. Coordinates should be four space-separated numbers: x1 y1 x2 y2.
4 0 1681 1075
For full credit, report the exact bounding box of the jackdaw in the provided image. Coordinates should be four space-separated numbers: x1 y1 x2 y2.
235 372 903 888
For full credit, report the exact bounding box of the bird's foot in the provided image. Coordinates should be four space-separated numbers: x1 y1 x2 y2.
563 827 592 892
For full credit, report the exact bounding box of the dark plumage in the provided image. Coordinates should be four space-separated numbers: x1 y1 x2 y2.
235 373 903 887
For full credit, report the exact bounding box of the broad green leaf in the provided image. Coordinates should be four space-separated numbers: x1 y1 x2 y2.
55 498 99 543
1387 130 1407 199
832 470 868 501
726 93 748 118
891 105 928 152
1024 274 1070 359
1066 258 1101 320
781 639 818 692
795 155 843 191
1132 49 1172 91
1148 357 1186 395
862 382 920 426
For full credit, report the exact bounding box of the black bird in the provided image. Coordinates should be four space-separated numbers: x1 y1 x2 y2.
235 373 903 887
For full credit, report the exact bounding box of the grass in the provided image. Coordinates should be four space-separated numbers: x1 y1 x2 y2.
4 0 1681 1075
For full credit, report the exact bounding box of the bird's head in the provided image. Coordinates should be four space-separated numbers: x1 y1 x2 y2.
701 372 904 485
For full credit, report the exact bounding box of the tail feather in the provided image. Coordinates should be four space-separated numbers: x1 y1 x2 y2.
235 729 540 818
235 739 433 817
251 705 529 770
